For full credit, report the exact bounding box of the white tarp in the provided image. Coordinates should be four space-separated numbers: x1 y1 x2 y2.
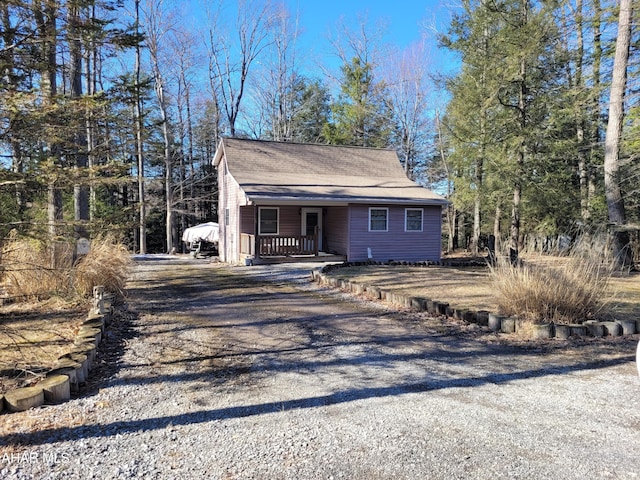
182 222 219 244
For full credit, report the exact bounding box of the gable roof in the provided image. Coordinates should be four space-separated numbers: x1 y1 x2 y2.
213 138 447 206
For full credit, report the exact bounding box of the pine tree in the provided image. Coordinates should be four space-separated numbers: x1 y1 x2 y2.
324 57 392 148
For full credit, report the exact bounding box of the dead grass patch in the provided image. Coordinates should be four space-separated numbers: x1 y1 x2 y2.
1 233 130 302
0 303 86 395
328 264 494 311
325 256 640 323
0 234 130 396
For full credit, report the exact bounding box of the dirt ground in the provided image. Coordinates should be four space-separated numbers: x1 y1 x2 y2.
0 304 86 395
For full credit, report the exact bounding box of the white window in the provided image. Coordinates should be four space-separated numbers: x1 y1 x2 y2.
405 208 423 232
369 208 388 232
259 207 279 235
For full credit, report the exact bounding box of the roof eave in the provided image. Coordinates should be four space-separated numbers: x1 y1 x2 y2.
212 138 225 167
246 194 449 206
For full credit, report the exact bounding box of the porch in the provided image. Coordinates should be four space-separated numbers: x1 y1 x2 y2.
240 231 346 264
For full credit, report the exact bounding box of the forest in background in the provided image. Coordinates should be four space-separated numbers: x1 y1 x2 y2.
0 0 638 266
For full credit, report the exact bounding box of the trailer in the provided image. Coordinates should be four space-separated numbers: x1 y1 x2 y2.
182 222 219 257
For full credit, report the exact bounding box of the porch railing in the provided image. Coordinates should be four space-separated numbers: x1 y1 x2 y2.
240 229 318 257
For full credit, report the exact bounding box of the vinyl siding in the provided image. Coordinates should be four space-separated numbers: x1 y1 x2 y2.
240 206 255 234
347 204 442 262
218 156 248 263
239 206 302 236
325 206 348 255
276 206 302 236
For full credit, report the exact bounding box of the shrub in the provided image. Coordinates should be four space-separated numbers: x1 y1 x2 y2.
489 253 611 324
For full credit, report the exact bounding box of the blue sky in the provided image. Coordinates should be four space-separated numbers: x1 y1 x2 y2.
284 0 459 74
288 0 452 48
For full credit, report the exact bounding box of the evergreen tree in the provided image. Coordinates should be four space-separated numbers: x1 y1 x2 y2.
289 78 331 144
443 0 567 259
324 57 392 148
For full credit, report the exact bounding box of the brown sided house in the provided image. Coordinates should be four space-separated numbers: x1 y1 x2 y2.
213 138 447 264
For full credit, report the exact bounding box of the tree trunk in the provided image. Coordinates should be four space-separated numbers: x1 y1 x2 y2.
510 1 528 265
435 110 455 253
493 203 501 255
85 3 97 222
572 0 591 224
144 0 176 254
603 0 634 268
157 80 174 254
589 0 602 207
1 3 25 212
34 1 63 243
471 5 489 256
68 3 89 240
134 0 146 254
458 212 466 250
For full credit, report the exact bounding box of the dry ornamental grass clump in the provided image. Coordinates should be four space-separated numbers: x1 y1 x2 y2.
73 234 130 298
0 235 73 300
489 254 611 324
1 233 130 302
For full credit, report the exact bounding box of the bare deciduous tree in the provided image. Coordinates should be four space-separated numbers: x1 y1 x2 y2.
250 2 299 141
134 0 146 254
382 39 432 180
142 0 177 253
206 0 277 137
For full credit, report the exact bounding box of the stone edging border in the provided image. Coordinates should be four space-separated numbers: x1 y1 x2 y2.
0 286 114 414
311 265 639 340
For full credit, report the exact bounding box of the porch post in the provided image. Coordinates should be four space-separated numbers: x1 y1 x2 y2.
314 225 319 256
254 204 259 258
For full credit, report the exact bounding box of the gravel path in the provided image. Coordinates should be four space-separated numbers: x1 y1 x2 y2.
1 255 639 479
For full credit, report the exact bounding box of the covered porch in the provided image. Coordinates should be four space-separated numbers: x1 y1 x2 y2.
238 204 347 264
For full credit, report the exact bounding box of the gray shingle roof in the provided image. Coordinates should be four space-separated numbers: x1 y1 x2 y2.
214 138 447 205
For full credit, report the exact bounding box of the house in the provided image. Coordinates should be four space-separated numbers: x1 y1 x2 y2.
213 138 447 264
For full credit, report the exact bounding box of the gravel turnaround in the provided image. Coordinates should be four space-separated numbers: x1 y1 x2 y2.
1 255 639 479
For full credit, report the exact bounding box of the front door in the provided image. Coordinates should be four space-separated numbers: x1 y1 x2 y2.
301 208 323 251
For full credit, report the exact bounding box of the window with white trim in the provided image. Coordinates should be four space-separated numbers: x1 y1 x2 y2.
405 208 423 232
369 208 388 232
259 207 279 235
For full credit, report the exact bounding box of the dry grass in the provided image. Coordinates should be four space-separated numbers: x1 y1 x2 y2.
0 234 131 395
73 235 131 298
489 255 611 324
1 233 131 302
327 264 494 311
0 303 86 395
0 235 74 300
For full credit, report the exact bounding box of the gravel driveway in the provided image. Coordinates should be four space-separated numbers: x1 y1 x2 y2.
1 255 639 479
